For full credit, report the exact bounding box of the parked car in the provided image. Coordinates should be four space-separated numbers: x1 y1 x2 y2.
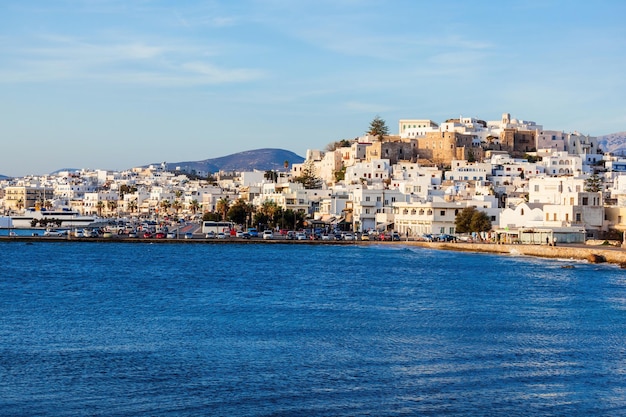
166 232 176 239
143 231 153 239
262 230 274 240
296 232 307 240
343 233 354 241
321 233 333 241
206 231 216 239
241 232 251 239
155 232 166 239
437 234 456 242
184 232 193 239
247 228 259 237
361 233 370 241
44 229 65 237
286 231 296 240
392 232 401 241
217 232 227 239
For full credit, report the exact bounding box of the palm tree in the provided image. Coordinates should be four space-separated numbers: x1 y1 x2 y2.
172 200 183 214
260 200 278 220
128 199 138 214
44 200 53 210
16 198 24 211
107 200 118 216
189 199 200 214
96 201 105 217
160 199 171 215
216 198 230 221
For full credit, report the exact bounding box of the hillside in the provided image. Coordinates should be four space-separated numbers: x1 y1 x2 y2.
597 132 626 156
162 148 305 174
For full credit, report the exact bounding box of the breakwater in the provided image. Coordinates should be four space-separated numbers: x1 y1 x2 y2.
409 241 626 265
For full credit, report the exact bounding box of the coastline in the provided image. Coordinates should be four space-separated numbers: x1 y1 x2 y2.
2 234 625 265
402 241 626 266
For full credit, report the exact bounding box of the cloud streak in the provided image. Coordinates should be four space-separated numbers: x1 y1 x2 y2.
0 34 264 86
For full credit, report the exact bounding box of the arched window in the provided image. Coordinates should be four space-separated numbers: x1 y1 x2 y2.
418 209 424 215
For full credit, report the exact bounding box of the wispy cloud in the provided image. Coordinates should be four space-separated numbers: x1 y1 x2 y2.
0 34 264 86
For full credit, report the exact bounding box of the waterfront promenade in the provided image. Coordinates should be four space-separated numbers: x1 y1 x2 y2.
2 233 625 266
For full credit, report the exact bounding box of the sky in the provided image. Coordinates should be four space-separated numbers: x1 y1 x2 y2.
1 0 625 177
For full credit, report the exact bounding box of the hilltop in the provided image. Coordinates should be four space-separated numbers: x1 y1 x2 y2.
597 132 626 156
161 148 304 174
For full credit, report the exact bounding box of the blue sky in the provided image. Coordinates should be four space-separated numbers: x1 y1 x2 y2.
1 0 625 177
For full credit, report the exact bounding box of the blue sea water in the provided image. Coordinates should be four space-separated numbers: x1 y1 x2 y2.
0 241 625 416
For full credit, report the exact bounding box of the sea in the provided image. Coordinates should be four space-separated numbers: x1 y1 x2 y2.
1 241 625 416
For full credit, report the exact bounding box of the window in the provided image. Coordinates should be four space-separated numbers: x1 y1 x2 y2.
576 213 581 222
440 210 446 216
582 197 588 206
377 196 381 202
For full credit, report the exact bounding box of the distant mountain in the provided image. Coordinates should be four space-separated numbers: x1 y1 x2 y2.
597 132 626 156
164 148 305 174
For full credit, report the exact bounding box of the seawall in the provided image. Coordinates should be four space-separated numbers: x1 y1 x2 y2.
405 241 626 265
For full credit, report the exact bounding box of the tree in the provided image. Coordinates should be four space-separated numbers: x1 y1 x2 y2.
325 139 352 152
455 207 492 234
107 200 118 215
216 198 230 221
227 199 253 225
119 184 137 197
202 211 221 222
96 201 104 217
585 174 602 192
334 166 346 182
367 115 389 140
189 199 200 214
172 200 183 214
264 170 278 183
158 200 171 217
293 160 323 189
